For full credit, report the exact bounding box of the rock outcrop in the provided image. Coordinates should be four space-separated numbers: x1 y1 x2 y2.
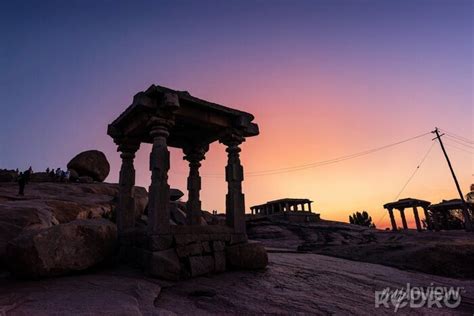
5 219 117 278
0 169 18 182
247 217 474 278
67 150 110 182
0 182 147 262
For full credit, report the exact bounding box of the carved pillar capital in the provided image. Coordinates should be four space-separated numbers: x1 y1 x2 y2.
183 144 209 165
119 143 140 155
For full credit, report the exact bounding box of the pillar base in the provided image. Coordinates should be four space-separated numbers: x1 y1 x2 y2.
118 225 265 280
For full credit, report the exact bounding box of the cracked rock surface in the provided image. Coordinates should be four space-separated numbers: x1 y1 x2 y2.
2 253 473 315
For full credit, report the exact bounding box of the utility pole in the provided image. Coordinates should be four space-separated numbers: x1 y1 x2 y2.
432 127 472 231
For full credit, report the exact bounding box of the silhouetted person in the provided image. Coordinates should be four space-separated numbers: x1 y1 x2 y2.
18 172 26 196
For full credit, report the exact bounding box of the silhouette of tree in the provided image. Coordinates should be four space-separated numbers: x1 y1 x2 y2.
349 211 375 228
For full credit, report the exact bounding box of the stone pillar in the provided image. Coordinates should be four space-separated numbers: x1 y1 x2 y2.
301 203 305 211
184 144 208 225
285 202 290 212
399 208 408 229
116 141 140 236
422 207 432 230
148 118 173 235
442 211 449 229
221 134 246 234
433 211 441 231
412 206 422 232
461 207 473 232
271 204 275 214
308 202 312 212
388 208 398 231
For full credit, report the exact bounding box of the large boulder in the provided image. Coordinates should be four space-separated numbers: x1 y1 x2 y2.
0 200 57 259
67 150 110 182
5 219 117 278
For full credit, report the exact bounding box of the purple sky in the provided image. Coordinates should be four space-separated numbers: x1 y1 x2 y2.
1 0 472 226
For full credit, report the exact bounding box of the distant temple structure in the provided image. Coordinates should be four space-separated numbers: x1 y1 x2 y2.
384 196 473 232
107 85 268 279
429 199 474 231
250 198 320 222
383 198 431 232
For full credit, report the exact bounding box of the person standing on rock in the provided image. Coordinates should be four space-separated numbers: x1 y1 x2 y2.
18 172 26 196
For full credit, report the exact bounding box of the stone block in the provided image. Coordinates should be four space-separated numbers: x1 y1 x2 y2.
176 242 203 258
208 233 231 242
145 249 181 281
226 241 268 270
230 233 248 245
174 233 205 245
214 251 226 273
188 255 215 277
201 241 211 253
149 234 173 251
212 241 225 252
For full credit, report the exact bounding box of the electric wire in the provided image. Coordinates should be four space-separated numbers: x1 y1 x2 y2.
375 141 435 227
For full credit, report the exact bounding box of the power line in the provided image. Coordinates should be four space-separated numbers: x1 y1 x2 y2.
246 132 431 176
375 141 434 227
184 131 431 178
444 143 474 155
439 128 474 144
443 135 474 149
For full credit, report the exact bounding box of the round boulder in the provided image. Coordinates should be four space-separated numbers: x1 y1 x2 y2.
67 150 110 182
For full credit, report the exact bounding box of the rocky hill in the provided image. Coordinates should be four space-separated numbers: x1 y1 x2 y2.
247 217 474 278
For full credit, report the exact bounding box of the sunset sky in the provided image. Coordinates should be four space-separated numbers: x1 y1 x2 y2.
1 0 472 228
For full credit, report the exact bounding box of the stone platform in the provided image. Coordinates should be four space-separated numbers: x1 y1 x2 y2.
120 225 268 280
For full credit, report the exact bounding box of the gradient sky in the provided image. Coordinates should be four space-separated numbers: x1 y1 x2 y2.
1 0 472 228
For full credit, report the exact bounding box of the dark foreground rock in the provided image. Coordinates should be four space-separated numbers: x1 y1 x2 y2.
5 219 117 278
67 150 110 182
0 182 147 261
2 253 474 315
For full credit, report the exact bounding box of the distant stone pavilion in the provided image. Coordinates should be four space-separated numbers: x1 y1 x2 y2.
383 198 431 232
250 198 320 222
108 85 268 279
383 197 473 232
